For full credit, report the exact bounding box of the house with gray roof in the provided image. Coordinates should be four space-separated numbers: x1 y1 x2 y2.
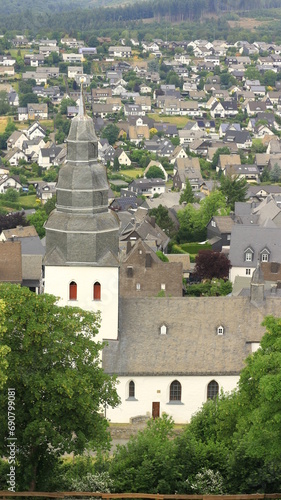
229 225 281 283
207 215 235 251
124 178 166 198
173 157 203 191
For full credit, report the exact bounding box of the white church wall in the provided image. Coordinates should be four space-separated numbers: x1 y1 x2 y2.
105 374 239 424
44 265 119 342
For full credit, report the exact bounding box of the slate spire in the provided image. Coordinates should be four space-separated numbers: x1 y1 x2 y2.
44 82 119 266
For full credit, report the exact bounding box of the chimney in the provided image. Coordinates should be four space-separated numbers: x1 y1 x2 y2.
150 216 156 227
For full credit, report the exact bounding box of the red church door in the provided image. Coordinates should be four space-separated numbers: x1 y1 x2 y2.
152 402 160 419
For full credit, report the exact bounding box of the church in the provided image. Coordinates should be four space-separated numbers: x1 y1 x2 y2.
44 92 281 424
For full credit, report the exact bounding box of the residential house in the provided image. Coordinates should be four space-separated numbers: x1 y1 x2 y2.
125 178 166 198
36 181 56 204
38 144 66 169
108 46 132 58
169 146 188 165
207 215 235 251
7 131 27 151
173 157 203 191
62 53 83 63
223 130 252 149
120 212 169 253
127 124 150 145
4 149 28 166
0 225 39 242
229 225 281 283
124 104 145 117
217 154 241 175
225 164 259 183
114 149 131 167
119 239 182 298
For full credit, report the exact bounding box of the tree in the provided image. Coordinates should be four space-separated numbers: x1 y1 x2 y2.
4 188 19 203
27 209 49 238
0 211 28 233
0 284 119 491
179 179 195 204
145 165 165 179
59 98 76 115
101 124 119 146
19 93 38 107
211 147 231 170
109 415 179 493
195 250 231 280
43 196 56 216
0 91 10 115
149 204 176 237
237 316 281 463
269 163 281 183
219 174 248 210
182 315 281 494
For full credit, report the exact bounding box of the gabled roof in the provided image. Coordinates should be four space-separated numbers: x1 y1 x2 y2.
229 225 281 267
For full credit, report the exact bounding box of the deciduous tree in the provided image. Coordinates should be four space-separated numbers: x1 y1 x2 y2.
179 179 195 204
219 174 248 210
0 284 119 491
195 250 231 280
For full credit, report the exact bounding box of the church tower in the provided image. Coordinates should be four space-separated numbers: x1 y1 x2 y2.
44 90 120 341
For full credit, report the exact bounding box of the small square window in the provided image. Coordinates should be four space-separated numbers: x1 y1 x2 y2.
217 326 224 335
161 283 166 290
246 268 251 275
246 253 252 262
136 283 141 290
261 253 268 262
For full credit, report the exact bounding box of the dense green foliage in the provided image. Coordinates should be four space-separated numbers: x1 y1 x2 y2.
109 415 179 493
0 284 119 490
184 278 232 296
146 165 165 180
149 204 177 237
177 190 228 243
219 175 249 210
179 179 195 205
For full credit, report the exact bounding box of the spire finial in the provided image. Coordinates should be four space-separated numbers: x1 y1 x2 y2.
78 76 87 118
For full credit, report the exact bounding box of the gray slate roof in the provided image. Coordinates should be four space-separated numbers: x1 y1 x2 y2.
229 225 281 267
102 295 281 376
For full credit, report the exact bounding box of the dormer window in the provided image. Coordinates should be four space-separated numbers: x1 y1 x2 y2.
260 248 270 263
160 324 167 335
244 247 254 262
217 325 224 336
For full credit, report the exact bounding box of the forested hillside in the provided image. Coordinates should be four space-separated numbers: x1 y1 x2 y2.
1 0 281 34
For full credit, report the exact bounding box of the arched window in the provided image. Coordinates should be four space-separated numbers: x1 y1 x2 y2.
170 380 181 401
129 380 135 398
69 281 77 300
207 380 219 400
93 282 101 301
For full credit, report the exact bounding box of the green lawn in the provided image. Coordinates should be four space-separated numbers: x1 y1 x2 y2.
19 195 38 209
119 168 144 179
148 113 189 129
